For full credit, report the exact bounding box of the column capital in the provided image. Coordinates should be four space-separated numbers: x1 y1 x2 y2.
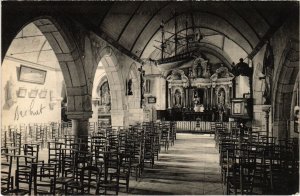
66 111 93 120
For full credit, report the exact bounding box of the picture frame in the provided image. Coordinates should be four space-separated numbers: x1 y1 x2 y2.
233 102 242 114
29 89 38 98
148 96 156 104
39 89 47 98
19 65 47 84
18 87 27 98
231 98 251 119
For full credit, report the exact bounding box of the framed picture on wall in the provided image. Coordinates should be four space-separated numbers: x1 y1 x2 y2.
233 102 242 114
39 89 47 98
231 98 251 119
19 65 47 84
18 87 27 98
148 96 156 104
29 89 38 98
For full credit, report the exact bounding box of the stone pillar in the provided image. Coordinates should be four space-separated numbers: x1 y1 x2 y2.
67 111 92 144
210 86 213 106
72 118 89 137
211 86 216 107
168 88 172 109
185 88 189 108
229 84 233 99
262 105 271 141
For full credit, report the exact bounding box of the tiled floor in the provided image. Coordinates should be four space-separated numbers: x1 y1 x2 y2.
126 133 224 195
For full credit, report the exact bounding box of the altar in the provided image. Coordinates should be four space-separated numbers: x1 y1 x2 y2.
166 57 234 122
182 111 213 121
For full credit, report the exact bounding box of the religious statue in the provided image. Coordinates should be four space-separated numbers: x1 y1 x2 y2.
218 104 224 122
101 83 111 106
261 41 273 104
197 66 202 77
199 104 205 112
218 89 225 106
202 64 211 79
127 79 133 95
174 89 181 108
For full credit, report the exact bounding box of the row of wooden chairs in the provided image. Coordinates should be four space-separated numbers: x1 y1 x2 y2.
1 121 177 195
214 122 299 195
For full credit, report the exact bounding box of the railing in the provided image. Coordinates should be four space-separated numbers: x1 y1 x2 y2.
164 121 230 134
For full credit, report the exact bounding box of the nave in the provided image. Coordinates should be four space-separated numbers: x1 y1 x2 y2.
1 121 299 195
129 134 223 195
1 125 224 195
1 1 299 195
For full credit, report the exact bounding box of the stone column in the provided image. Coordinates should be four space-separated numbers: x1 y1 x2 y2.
262 105 271 142
67 111 92 145
185 88 189 108
168 88 172 109
211 85 216 107
210 86 213 106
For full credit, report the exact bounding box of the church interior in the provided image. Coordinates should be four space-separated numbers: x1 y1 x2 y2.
1 1 299 195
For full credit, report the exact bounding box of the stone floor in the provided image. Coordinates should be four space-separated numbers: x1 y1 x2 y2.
126 133 224 195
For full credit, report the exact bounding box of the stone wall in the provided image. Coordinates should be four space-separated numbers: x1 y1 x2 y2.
252 14 299 139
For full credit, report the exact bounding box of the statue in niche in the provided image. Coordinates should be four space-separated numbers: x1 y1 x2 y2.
127 79 133 95
188 68 193 78
197 66 202 77
218 89 225 106
174 89 182 108
101 82 111 106
261 41 273 105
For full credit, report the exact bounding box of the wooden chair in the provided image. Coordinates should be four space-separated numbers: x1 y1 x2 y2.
65 165 101 195
118 137 132 193
143 132 155 168
48 141 63 174
32 163 59 195
160 127 170 151
226 148 256 194
13 154 36 195
1 154 13 194
98 151 120 195
128 131 144 181
56 143 79 194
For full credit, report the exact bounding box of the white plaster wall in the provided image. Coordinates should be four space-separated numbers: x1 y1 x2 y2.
235 76 250 98
90 67 106 123
1 58 63 127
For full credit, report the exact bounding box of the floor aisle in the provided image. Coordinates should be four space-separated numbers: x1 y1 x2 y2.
127 134 224 195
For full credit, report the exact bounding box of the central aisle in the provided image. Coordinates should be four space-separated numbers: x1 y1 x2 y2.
127 134 224 195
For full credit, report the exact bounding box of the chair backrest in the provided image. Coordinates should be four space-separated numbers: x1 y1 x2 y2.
1 154 13 192
23 143 40 164
32 163 58 195
80 165 101 195
74 150 92 180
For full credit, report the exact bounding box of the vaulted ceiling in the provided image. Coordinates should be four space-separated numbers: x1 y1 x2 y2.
2 1 298 66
